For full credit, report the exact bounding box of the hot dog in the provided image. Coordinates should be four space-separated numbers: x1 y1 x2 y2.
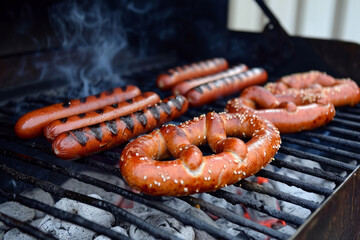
171 64 248 95
225 86 336 133
186 68 268 107
15 86 141 139
44 92 160 141
156 58 228 91
52 95 188 160
119 112 281 196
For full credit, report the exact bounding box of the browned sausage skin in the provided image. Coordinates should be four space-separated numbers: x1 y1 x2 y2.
52 95 188 160
156 58 228 91
277 70 337 89
171 64 248 95
186 68 268 107
15 86 141 139
44 92 160 141
119 112 281 196
265 71 360 107
225 86 335 133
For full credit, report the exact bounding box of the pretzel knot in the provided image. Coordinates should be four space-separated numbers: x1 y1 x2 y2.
120 112 281 196
265 71 360 107
226 86 336 133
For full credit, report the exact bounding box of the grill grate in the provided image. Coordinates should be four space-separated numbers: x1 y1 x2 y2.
209 187 306 225
0 149 235 240
278 147 356 172
237 180 319 212
179 196 290 240
0 61 359 240
0 211 57 240
281 136 360 161
0 189 128 240
255 169 334 197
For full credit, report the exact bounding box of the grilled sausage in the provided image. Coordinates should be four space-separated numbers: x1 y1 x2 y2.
156 58 228 91
52 95 188 160
119 112 281 196
15 86 141 139
171 64 248 95
44 92 160 141
225 86 336 133
186 68 268 107
265 71 360 107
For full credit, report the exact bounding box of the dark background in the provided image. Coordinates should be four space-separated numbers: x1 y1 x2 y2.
0 0 359 92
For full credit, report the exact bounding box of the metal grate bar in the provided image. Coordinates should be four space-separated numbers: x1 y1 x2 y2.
331 117 360 129
179 196 290 240
335 112 360 122
0 189 130 240
209 188 306 226
0 149 236 240
325 126 360 141
302 132 360 150
0 164 183 240
0 212 57 240
0 132 124 177
82 152 124 178
236 181 319 211
271 158 345 184
340 107 360 115
279 146 356 172
256 169 334 197
282 136 360 162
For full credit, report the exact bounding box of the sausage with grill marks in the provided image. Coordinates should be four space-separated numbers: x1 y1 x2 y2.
15 86 141 139
186 68 268 107
44 92 160 141
156 58 228 91
52 95 189 160
171 64 248 95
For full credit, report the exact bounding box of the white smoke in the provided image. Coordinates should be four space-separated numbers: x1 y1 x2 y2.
39 0 128 95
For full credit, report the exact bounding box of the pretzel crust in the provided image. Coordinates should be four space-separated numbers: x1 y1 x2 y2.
225 86 335 133
265 71 360 107
120 112 281 196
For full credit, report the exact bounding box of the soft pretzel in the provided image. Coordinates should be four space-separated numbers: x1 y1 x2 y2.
225 86 335 133
265 71 360 107
120 112 281 196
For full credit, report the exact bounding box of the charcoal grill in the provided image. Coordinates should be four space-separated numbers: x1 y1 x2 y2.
0 0 360 239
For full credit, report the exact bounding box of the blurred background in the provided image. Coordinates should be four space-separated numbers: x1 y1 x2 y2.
1 0 359 58
0 0 359 91
228 0 360 45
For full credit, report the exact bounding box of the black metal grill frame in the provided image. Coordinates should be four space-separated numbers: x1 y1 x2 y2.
0 65 360 239
1 1 360 239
